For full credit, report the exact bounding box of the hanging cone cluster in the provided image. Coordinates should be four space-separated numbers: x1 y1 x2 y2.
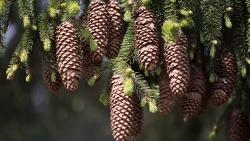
110 74 143 141
82 42 101 83
181 66 206 119
134 6 159 72
55 21 83 91
164 30 190 97
157 66 177 114
230 109 250 141
42 64 62 93
106 0 123 59
87 0 109 62
211 52 237 106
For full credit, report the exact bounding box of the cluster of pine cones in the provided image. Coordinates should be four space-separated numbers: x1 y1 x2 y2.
42 0 124 92
41 0 239 140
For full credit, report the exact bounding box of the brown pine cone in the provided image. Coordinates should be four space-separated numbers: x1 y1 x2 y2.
87 0 109 62
181 92 202 120
164 30 190 97
55 21 83 91
110 74 143 141
42 64 62 94
211 52 237 106
134 6 159 72
157 67 177 114
188 66 206 97
82 42 101 83
230 109 250 141
106 0 123 59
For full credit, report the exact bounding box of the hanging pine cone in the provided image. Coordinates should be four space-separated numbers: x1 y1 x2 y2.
87 0 109 62
157 67 177 114
211 52 237 106
164 30 190 97
110 74 143 141
196 70 214 116
42 64 62 93
181 92 202 121
230 109 250 141
106 0 123 59
55 21 83 91
134 6 159 72
82 42 101 83
181 66 206 118
188 66 206 97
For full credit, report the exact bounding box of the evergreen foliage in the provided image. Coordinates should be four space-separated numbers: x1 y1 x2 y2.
1 0 250 140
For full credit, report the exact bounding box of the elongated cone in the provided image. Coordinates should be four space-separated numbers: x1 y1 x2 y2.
181 92 202 121
42 64 62 93
55 21 83 91
82 42 101 83
164 30 190 97
230 109 250 141
211 52 237 106
110 74 143 141
87 0 109 62
157 66 177 114
106 0 123 59
181 66 206 118
134 6 159 71
196 71 214 116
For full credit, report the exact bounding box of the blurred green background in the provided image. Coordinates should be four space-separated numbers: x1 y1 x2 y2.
0 1 229 141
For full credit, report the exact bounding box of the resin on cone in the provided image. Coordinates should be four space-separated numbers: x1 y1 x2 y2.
106 0 124 59
134 6 159 72
55 21 83 91
164 30 190 97
110 74 143 141
87 0 109 62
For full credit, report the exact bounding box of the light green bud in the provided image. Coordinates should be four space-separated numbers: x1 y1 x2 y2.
44 38 51 52
68 2 80 16
149 101 157 113
20 49 28 63
23 15 30 28
124 10 131 22
142 0 150 5
124 78 134 96
51 71 56 82
26 74 32 82
140 97 147 107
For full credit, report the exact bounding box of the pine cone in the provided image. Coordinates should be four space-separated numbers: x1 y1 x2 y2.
110 74 143 141
42 64 62 93
181 92 202 120
106 0 123 59
188 66 206 97
87 0 109 62
55 21 83 91
82 42 101 83
197 72 213 116
230 109 250 141
164 31 190 97
211 52 237 106
157 67 177 114
134 6 159 72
